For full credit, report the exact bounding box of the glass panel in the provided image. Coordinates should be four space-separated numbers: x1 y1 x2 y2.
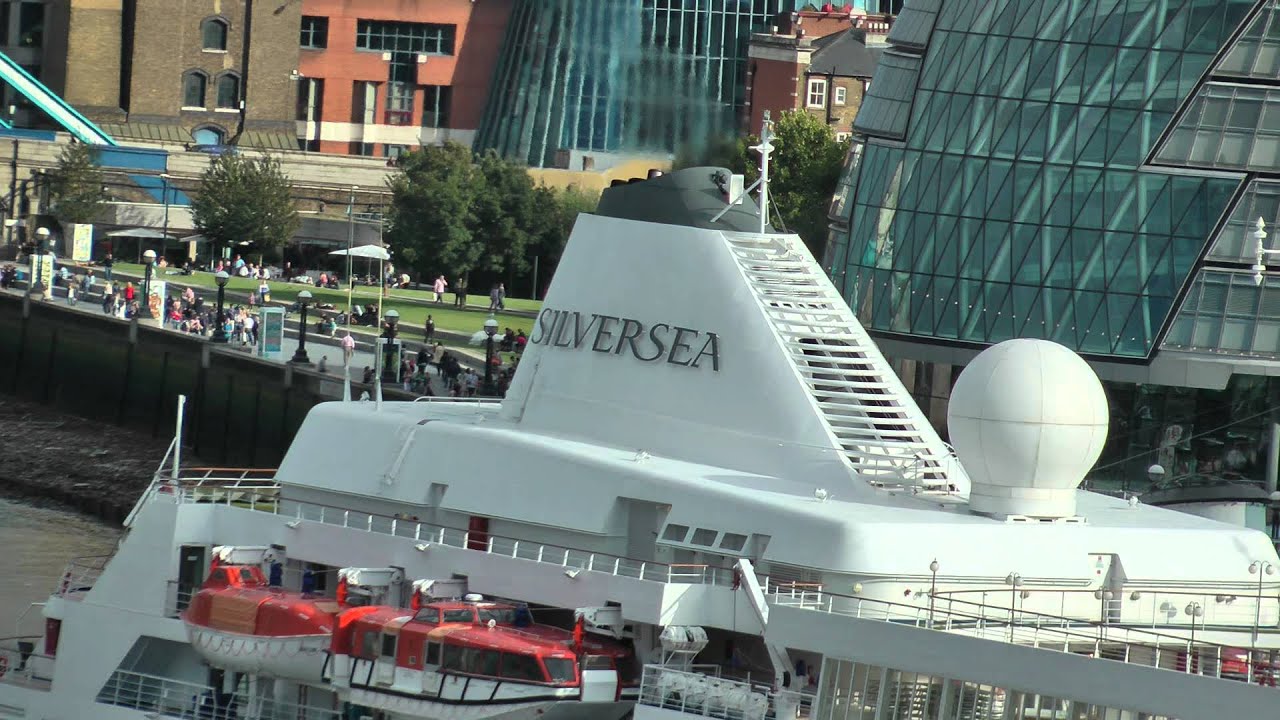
201 19 227 51
300 16 328 49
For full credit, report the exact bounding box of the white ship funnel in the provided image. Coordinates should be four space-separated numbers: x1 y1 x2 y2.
947 339 1109 519
500 169 967 497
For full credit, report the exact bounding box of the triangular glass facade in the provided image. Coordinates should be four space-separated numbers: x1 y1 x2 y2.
830 0 1264 359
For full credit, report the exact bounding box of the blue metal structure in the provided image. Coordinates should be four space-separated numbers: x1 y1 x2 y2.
0 49 116 146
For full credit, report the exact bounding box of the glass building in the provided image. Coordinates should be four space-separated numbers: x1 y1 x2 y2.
474 0 807 168
827 0 1280 509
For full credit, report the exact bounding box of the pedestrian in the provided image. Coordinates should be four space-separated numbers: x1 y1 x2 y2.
455 277 468 308
489 284 501 312
423 314 434 342
102 253 113 281
341 333 355 367
432 275 448 303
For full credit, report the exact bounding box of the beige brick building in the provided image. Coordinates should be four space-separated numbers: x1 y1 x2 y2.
41 0 300 149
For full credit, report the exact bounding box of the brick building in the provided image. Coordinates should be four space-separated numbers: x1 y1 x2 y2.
746 11 890 139
295 0 511 158
42 0 301 149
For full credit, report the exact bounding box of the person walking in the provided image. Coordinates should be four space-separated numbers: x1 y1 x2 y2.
432 275 448 303
423 315 435 342
454 276 468 308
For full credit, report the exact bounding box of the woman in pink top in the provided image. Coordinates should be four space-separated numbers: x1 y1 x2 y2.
432 275 448 303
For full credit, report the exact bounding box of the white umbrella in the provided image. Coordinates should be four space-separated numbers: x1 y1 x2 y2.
329 246 390 260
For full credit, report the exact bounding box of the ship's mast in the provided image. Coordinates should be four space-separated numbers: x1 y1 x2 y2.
751 111 775 235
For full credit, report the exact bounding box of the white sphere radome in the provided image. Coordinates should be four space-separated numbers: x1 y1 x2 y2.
946 339 1109 518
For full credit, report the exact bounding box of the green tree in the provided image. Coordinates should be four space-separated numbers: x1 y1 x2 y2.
527 184 598 297
386 142 480 280
473 150 546 278
744 111 849 258
190 154 299 262
46 142 108 224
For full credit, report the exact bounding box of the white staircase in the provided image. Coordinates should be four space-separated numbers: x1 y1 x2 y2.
723 231 963 492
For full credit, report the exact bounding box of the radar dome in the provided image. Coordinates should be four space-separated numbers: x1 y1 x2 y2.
946 339 1108 518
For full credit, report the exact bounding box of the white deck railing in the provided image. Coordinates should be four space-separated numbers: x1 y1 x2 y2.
0 636 53 690
96 669 339 719
52 554 112 601
639 664 815 720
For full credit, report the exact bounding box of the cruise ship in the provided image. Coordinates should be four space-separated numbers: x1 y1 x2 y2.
2 149 1279 720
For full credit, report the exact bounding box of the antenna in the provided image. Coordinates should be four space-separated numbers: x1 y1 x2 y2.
710 111 776 232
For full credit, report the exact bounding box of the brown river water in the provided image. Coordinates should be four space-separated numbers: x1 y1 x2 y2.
0 497 121 637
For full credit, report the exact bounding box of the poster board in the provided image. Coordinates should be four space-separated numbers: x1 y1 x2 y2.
28 253 54 295
67 224 93 262
147 280 166 319
381 339 403 383
259 307 285 360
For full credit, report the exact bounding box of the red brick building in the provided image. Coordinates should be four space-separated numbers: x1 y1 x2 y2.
295 0 512 158
746 10 891 139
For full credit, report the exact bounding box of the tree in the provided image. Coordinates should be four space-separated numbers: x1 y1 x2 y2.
678 112 849 258
529 184 599 296
386 142 480 280
473 150 546 279
190 154 300 262
46 142 108 224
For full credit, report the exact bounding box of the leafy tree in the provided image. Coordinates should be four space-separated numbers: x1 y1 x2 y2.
190 154 299 262
529 184 599 296
473 150 546 278
46 142 108 224
386 143 479 280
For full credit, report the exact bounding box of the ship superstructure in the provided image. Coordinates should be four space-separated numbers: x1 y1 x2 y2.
3 156 1280 720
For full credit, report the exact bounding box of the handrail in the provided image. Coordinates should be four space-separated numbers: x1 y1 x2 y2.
165 484 735 587
412 396 501 403
0 636 54 690
97 669 341 719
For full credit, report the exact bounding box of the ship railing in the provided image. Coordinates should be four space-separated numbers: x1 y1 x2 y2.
96 669 341 719
412 396 501 404
638 664 817 720
167 486 735 586
773 590 1280 688
52 554 112 600
164 580 197 619
935 587 1280 635
0 636 53 690
762 580 826 609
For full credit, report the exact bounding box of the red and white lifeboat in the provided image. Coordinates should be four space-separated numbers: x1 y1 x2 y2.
182 562 336 683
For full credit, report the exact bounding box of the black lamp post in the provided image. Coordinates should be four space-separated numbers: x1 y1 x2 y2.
30 226 49 299
381 308 399 383
291 289 313 365
211 270 230 343
139 248 156 319
482 314 498 396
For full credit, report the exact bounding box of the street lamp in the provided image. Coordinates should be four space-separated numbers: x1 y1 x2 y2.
290 290 313 365
927 559 940 629
30 226 50 299
1005 572 1022 641
1250 561 1275 649
139 248 156 319
483 314 499 396
211 271 229 343
1185 601 1204 662
381 308 399 383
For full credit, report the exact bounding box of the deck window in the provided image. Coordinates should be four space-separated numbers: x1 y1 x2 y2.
360 631 378 658
478 608 516 624
426 642 440 665
720 533 748 551
543 657 576 684
442 609 474 623
661 524 689 541
691 528 718 546
462 648 500 676
441 643 464 671
380 634 396 657
501 653 544 681
413 607 440 623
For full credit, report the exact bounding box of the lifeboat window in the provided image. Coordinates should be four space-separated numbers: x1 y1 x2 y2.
501 653 544 681
360 631 379 658
465 648 500 676
442 609 474 623
441 643 464 671
426 642 440 665
413 608 441 624
238 567 256 583
543 657 576 684
691 528 718 546
477 608 516 624
380 634 397 657
661 524 689 541
582 655 613 671
208 568 228 584
720 533 748 551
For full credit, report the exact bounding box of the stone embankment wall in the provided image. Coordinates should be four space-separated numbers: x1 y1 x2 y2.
0 292 412 522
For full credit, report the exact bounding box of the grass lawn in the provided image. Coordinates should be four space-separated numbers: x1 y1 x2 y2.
107 263 538 335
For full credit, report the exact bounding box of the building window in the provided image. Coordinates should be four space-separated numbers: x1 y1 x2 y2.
807 78 827 108
182 71 207 108
422 85 451 128
355 20 455 55
834 85 847 106
201 17 228 51
383 144 409 159
352 81 377 125
296 77 323 123
216 73 240 109
300 16 328 49
349 141 375 156
385 82 413 126
17 1 42 48
192 126 224 146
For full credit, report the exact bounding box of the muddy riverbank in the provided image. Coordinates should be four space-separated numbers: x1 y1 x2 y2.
0 398 188 524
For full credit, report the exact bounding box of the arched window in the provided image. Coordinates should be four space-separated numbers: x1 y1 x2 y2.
201 18 228 51
192 126 225 146
216 73 240 109
182 71 207 108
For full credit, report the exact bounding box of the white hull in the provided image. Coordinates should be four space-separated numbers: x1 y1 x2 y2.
185 625 329 683
345 685 631 720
